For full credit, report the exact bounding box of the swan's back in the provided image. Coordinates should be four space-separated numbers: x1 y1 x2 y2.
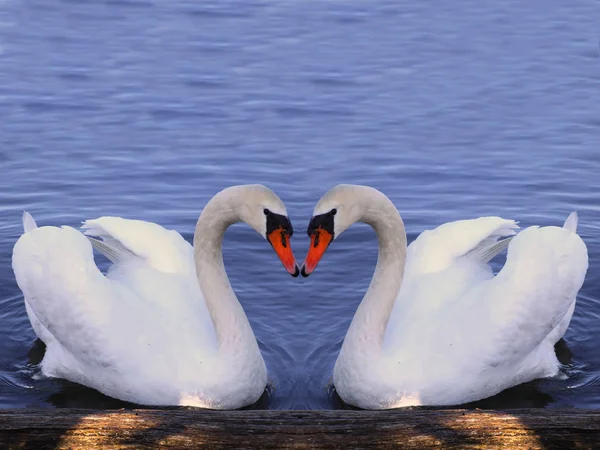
381 214 587 405
12 214 222 405
13 224 133 371
474 223 587 369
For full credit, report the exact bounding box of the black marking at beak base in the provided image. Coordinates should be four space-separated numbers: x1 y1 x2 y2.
266 210 293 237
307 209 336 238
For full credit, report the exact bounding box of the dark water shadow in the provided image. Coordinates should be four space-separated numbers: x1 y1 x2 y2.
44 377 272 411
27 339 47 365
45 382 272 411
328 379 553 411
555 338 574 365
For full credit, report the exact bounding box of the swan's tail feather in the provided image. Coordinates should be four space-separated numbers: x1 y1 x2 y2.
22 212 38 233
563 212 578 233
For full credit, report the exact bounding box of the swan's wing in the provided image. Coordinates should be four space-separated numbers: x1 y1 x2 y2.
12 224 140 371
405 217 519 276
465 222 588 368
81 217 195 277
80 217 212 321
13 216 218 380
385 217 518 352
386 215 586 372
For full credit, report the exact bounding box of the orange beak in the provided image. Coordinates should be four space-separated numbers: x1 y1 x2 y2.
301 228 334 277
267 228 299 277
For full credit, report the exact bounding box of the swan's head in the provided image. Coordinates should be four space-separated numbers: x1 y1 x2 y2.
236 185 300 277
301 184 367 277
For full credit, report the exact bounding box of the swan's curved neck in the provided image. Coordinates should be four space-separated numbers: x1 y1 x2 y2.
343 192 407 353
193 190 255 350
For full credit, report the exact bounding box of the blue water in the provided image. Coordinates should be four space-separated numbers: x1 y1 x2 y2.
1 0 599 410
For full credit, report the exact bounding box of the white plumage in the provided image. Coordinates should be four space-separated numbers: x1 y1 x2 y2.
379 215 587 407
310 185 589 409
12 185 292 409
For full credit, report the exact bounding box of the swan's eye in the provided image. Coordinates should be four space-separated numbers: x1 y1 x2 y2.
264 208 270 215
331 208 337 216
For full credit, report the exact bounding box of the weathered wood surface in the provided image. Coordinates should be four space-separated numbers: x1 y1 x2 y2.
0 408 599 449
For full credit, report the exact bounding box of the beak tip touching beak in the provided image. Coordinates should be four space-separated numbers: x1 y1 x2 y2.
268 224 333 279
291 264 300 277
300 264 311 277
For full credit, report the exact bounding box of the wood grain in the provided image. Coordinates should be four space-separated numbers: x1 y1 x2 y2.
0 408 599 449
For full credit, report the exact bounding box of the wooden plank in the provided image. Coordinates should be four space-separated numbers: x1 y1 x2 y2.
0 408 598 449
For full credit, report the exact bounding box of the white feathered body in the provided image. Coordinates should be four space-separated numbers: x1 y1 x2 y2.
13 215 267 409
333 215 588 409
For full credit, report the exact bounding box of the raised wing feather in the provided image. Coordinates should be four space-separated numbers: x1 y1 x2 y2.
81 217 195 277
405 217 519 276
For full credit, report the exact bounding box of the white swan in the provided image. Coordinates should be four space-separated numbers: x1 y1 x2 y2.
301 185 588 409
12 185 299 409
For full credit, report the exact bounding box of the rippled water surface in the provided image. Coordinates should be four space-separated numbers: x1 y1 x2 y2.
1 0 600 410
